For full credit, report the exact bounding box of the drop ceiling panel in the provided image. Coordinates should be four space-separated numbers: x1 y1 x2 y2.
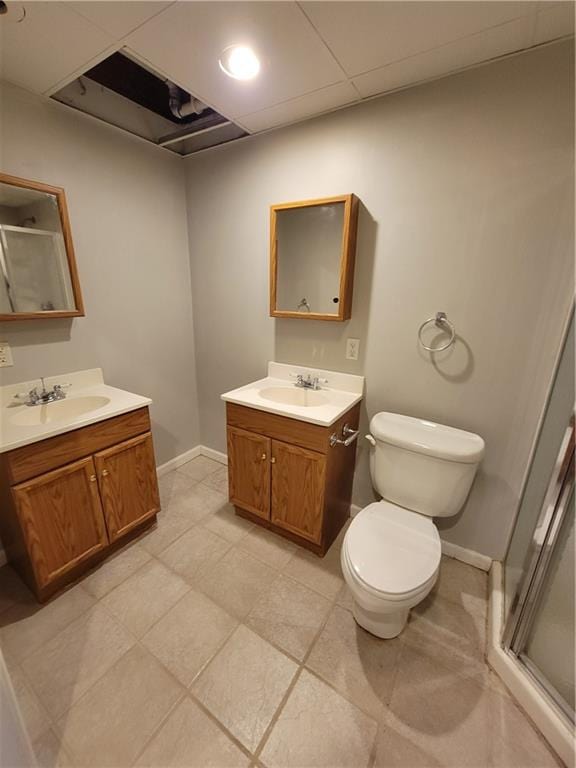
353 15 533 98
125 1 346 120
238 81 359 132
68 1 174 39
301 1 539 77
1 1 115 94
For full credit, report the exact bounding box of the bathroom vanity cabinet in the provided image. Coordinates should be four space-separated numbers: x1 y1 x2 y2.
0 407 159 601
226 402 360 554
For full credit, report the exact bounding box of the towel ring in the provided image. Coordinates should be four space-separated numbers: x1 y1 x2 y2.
418 311 456 352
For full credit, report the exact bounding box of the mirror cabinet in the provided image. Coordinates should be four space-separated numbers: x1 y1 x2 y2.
270 194 359 321
0 172 84 321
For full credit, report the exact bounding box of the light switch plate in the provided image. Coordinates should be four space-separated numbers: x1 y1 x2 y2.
0 341 13 367
346 338 360 361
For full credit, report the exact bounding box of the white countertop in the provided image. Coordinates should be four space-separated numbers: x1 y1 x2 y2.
221 362 364 427
0 368 152 453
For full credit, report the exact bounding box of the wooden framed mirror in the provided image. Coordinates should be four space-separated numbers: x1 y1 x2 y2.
0 173 84 321
270 194 359 321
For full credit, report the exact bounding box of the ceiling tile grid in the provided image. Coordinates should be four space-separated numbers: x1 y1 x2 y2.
1 0 573 138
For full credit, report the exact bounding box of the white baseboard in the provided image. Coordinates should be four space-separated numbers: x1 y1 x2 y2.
440 539 492 572
198 446 228 465
487 561 573 767
156 446 202 477
351 504 491 572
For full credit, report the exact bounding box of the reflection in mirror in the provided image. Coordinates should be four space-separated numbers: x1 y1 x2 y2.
0 174 83 320
270 195 358 322
276 202 344 316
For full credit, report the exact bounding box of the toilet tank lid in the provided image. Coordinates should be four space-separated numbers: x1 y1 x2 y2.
369 412 485 463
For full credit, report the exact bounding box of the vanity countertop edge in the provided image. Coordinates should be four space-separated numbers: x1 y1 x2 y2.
0 368 152 454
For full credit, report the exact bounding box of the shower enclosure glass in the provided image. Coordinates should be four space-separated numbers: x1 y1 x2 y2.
502 310 574 724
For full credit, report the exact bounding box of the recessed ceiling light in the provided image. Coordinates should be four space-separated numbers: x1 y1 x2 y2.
219 45 260 81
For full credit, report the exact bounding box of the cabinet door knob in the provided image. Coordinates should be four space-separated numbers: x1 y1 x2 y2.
261 453 267 461
270 457 276 464
101 469 110 477
89 474 96 482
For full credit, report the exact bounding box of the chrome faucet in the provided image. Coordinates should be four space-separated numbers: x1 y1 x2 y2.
294 373 325 390
15 377 71 406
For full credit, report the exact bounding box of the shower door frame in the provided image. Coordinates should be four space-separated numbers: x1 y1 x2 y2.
502 413 575 722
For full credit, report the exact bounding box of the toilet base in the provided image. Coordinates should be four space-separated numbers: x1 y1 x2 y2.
352 600 409 639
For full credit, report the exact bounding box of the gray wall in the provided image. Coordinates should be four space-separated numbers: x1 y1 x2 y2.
0 83 201 464
185 42 574 560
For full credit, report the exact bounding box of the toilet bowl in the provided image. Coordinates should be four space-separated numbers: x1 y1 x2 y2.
342 412 484 639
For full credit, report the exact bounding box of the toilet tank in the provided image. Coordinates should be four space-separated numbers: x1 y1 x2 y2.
368 412 485 518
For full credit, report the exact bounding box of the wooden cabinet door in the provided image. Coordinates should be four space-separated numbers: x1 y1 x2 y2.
271 440 325 544
12 457 108 589
227 426 271 520
94 432 160 543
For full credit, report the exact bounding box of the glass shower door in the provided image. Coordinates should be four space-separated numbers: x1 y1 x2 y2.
504 413 575 722
522 490 574 717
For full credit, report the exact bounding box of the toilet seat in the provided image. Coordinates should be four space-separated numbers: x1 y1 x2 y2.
343 501 441 599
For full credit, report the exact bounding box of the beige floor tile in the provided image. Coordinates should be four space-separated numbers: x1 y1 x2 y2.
434 556 488 616
246 574 330 661
0 583 95 662
282 542 344 600
373 721 444 767
158 525 230 583
22 604 135 718
142 589 237 686
198 548 278 619
8 663 51 741
239 528 297 570
307 604 401 719
33 728 74 768
192 625 298 752
183 483 231 518
139 507 200 555
401 614 490 687
82 543 151 599
260 669 378 768
101 559 189 637
159 470 198 507
134 696 250 767
57 645 182 767
336 582 355 611
489 689 562 767
178 455 222 482
203 503 254 544
202 465 230 495
387 644 492 767
408 591 486 662
0 565 34 616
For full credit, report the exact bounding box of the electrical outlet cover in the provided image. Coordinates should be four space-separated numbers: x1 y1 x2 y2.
346 338 360 361
0 341 14 367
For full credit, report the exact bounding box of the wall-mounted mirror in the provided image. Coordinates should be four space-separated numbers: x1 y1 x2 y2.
270 194 359 321
0 173 84 320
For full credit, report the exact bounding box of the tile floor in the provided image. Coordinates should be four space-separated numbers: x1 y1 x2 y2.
0 456 562 768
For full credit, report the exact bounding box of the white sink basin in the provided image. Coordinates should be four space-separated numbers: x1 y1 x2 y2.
258 386 328 407
221 363 364 427
10 396 111 427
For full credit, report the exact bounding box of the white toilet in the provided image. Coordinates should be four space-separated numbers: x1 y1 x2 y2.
341 412 485 639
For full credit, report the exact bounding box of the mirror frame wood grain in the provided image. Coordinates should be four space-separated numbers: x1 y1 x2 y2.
0 172 85 321
269 194 359 321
